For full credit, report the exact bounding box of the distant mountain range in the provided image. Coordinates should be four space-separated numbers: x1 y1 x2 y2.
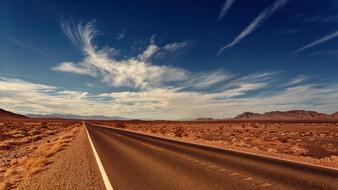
0 107 128 120
196 117 214 121
234 110 338 120
0 108 28 119
27 113 128 120
1 107 337 121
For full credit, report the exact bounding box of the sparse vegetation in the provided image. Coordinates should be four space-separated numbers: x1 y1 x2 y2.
0 120 81 189
115 122 127 129
174 127 185 137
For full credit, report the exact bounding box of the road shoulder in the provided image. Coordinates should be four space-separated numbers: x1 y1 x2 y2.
18 126 105 190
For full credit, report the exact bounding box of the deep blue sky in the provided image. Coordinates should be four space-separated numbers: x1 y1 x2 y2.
0 0 337 119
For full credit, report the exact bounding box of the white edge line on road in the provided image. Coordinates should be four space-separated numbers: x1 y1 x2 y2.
87 122 338 172
84 122 114 190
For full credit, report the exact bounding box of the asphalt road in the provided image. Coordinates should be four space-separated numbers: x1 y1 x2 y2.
85 122 338 190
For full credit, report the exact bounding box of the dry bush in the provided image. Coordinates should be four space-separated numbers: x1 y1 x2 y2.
0 181 10 190
174 127 185 137
115 122 127 129
267 148 278 153
232 140 247 147
0 121 80 189
291 145 308 156
17 156 50 176
0 142 10 150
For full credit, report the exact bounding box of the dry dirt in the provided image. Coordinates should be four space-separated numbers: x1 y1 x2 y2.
2 119 337 189
93 120 338 169
17 124 105 190
0 120 81 189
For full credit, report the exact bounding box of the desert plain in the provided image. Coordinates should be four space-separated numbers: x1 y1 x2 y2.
1 117 338 189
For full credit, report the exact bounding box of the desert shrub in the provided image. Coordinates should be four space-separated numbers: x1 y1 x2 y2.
0 142 11 150
291 145 308 156
174 127 185 137
115 122 127 129
267 148 278 153
40 122 48 128
280 138 288 143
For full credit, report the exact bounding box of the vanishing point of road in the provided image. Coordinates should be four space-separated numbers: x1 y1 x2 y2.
85 122 338 190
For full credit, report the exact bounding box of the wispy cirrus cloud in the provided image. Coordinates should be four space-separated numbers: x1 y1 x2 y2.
53 21 224 90
285 75 309 86
218 0 236 20
10 37 53 57
52 62 96 76
293 1 338 25
37 20 338 119
1 76 337 119
290 30 338 54
162 41 192 52
218 0 288 55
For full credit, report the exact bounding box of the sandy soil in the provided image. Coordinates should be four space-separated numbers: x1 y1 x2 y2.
18 125 105 190
0 120 104 190
93 120 338 169
0 120 82 189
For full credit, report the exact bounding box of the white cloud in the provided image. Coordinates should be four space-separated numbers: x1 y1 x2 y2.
218 0 288 55
285 75 309 86
290 30 338 54
1 77 337 120
163 41 191 52
54 21 223 90
187 70 233 89
8 20 327 119
218 0 236 20
52 62 95 76
0 77 121 116
137 44 159 61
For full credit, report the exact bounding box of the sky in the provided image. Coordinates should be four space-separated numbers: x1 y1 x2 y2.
0 0 338 120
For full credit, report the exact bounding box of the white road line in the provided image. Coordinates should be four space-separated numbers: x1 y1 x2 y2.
85 124 114 190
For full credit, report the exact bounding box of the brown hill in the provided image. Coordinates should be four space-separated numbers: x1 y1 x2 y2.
0 108 28 119
332 112 338 119
233 112 261 119
234 110 337 120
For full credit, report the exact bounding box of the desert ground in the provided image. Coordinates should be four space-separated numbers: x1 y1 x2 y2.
93 120 338 169
0 119 81 189
1 118 337 189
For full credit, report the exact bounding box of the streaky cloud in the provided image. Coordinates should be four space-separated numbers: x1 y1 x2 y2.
10 37 52 57
55 21 228 90
218 0 236 20
285 75 309 86
217 0 288 55
290 30 338 54
1 76 337 120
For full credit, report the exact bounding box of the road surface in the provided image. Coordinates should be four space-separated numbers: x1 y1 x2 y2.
85 122 338 190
